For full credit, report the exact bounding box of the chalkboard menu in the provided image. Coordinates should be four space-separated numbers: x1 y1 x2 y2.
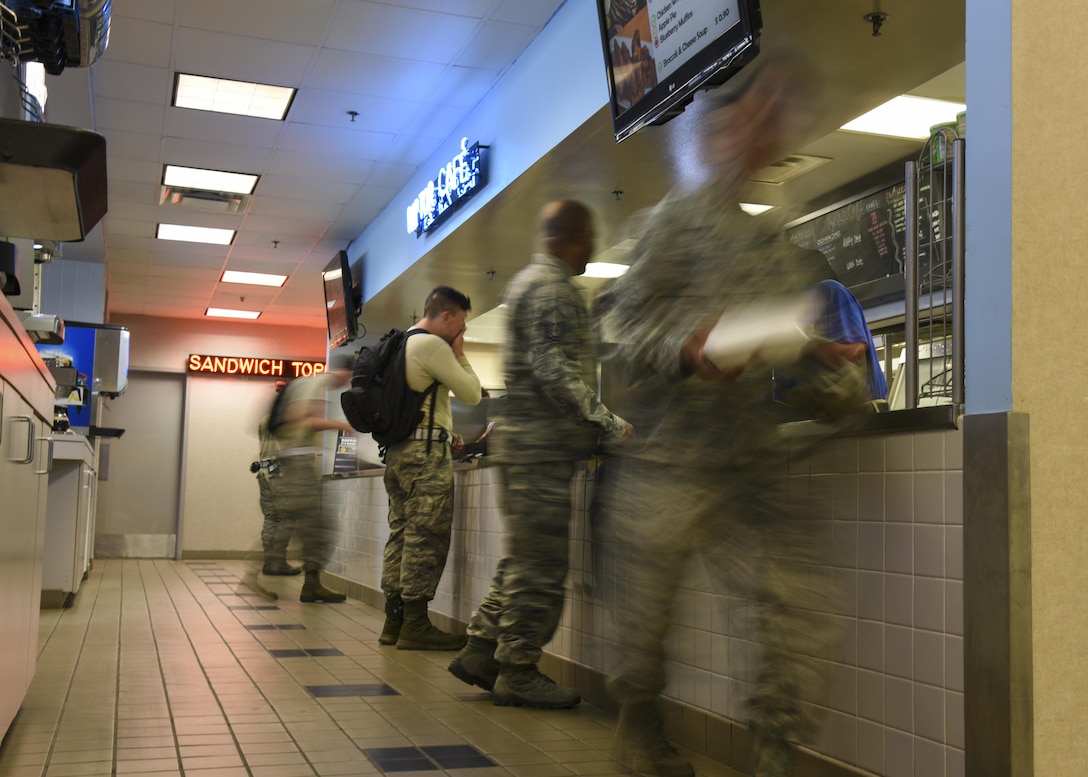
787 177 949 304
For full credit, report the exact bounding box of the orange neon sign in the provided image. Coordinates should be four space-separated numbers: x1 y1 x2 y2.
187 354 327 378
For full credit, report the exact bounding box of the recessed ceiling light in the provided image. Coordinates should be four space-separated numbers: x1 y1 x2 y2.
739 203 775 215
582 262 629 278
157 223 235 245
840 95 966 140
206 307 260 320
164 165 258 195
173 73 295 120
221 270 287 287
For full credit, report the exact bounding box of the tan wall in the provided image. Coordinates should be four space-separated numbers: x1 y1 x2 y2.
109 314 328 554
1011 1 1088 770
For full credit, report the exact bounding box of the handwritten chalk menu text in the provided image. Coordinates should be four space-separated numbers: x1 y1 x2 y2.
787 177 949 303
650 0 741 78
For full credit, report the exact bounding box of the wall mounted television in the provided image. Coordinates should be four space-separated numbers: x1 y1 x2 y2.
321 250 360 348
595 0 763 142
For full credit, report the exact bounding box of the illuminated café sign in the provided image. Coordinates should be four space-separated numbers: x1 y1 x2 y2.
187 354 327 378
406 137 487 237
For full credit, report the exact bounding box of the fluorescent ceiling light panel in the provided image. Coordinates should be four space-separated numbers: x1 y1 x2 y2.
206 307 260 320
739 202 775 215
164 165 258 195
840 96 966 140
221 270 287 287
173 73 295 120
582 262 629 278
157 223 235 245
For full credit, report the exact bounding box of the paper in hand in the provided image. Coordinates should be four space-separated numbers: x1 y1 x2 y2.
702 292 815 371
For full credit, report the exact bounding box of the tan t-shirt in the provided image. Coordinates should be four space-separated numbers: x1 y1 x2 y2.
404 330 481 432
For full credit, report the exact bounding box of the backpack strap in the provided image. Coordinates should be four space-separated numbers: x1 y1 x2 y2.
404 328 442 457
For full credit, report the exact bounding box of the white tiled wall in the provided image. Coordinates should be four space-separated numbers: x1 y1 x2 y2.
324 426 964 777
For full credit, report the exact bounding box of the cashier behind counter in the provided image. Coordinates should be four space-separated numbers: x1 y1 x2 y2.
451 393 493 460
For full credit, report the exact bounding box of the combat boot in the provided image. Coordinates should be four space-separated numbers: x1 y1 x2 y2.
491 665 580 709
262 555 301 575
379 598 404 645
448 637 499 691
614 699 694 777
300 570 346 603
751 735 790 777
395 600 466 650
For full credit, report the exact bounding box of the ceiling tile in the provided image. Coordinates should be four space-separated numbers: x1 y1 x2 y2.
455 21 537 71
246 194 346 220
93 97 166 135
177 0 335 46
163 108 284 150
92 60 173 103
287 88 422 134
277 122 394 160
421 65 499 109
265 151 374 185
112 0 176 25
101 16 174 67
325 3 482 64
240 214 334 237
100 129 163 161
105 156 162 185
253 177 358 205
306 49 447 98
174 28 314 86
386 0 498 16
491 0 564 26
161 137 273 175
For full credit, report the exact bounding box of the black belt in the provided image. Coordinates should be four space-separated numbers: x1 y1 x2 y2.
410 428 449 442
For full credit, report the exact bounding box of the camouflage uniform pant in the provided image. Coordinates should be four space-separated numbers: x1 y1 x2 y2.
381 439 455 603
465 460 578 667
274 454 332 573
598 454 839 743
258 473 294 558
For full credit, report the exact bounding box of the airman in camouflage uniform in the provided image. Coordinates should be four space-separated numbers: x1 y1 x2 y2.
593 62 863 777
379 286 481 651
271 356 355 603
256 415 298 575
448 200 632 709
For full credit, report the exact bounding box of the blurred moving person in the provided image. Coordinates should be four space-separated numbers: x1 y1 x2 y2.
594 61 865 777
254 413 298 576
270 352 355 603
379 286 482 650
449 200 633 708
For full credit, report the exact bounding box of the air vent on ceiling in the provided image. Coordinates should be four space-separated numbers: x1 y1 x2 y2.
160 185 249 213
749 154 831 185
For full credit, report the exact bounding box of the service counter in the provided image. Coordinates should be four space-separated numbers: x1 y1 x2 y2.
0 295 54 738
322 406 963 777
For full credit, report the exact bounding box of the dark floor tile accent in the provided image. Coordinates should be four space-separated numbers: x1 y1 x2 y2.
366 747 438 773
227 605 280 611
305 648 344 657
306 683 398 698
245 624 305 631
269 649 308 658
422 745 495 769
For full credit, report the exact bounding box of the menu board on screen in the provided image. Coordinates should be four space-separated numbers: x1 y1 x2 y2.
596 0 762 141
786 177 949 304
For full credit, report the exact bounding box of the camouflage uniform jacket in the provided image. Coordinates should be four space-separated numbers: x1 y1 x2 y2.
596 178 815 470
492 254 628 464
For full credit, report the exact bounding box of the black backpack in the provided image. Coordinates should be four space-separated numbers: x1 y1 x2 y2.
340 328 438 458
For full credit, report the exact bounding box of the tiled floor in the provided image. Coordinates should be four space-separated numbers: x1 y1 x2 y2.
0 560 745 777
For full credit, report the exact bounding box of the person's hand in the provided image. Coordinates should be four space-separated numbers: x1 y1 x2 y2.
451 433 465 454
451 325 467 358
621 423 635 442
811 340 866 369
682 328 747 384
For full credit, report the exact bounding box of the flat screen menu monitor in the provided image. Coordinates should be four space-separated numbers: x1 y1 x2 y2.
595 0 762 142
322 250 357 348
786 176 950 305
